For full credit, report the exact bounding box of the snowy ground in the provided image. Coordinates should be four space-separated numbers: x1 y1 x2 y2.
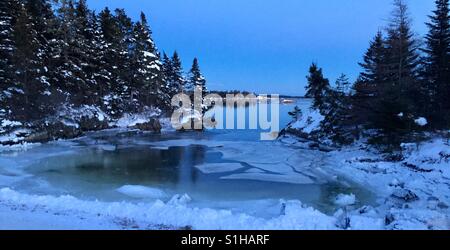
1 132 449 230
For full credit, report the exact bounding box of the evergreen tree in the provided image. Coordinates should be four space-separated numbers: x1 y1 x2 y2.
161 51 185 100
88 10 110 106
384 0 421 118
188 58 207 112
304 63 331 112
335 73 351 95
161 52 173 97
54 0 90 105
98 7 121 117
353 32 387 130
24 0 62 109
131 12 167 110
362 0 422 147
188 58 207 94
113 8 134 112
10 3 50 121
385 0 420 86
321 75 357 145
288 106 302 121
169 51 185 96
423 0 450 128
98 7 134 117
0 0 19 117
73 0 100 105
358 32 387 84
0 0 206 129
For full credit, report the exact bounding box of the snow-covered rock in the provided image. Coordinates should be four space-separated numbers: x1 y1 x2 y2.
414 117 428 127
289 108 324 134
334 193 357 206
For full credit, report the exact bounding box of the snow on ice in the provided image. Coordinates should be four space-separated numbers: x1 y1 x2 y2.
117 185 167 199
194 163 245 174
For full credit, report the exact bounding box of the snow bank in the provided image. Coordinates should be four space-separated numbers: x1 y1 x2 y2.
402 138 450 177
323 136 450 230
0 188 338 230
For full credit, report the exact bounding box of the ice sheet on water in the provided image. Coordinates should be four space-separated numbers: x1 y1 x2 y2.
116 185 167 199
221 172 315 185
194 163 245 174
149 139 225 149
148 138 329 185
245 168 266 174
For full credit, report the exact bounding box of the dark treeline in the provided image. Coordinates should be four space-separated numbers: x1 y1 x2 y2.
0 0 207 124
303 0 449 149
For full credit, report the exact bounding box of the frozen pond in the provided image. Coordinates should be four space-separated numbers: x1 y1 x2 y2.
0 99 376 218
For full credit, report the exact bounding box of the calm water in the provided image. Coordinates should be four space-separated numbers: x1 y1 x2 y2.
8 99 375 217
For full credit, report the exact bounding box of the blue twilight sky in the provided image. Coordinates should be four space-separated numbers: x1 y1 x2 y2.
87 0 435 96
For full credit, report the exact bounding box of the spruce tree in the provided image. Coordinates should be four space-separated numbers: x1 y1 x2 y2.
385 0 420 86
335 73 351 95
131 12 166 110
10 3 49 121
367 0 421 146
74 0 98 105
54 0 90 106
99 7 133 117
170 51 185 96
188 58 207 94
88 10 110 106
358 32 387 84
99 7 121 117
0 0 19 117
188 58 207 113
114 8 133 108
161 51 185 99
288 106 302 121
423 0 450 128
353 32 387 130
304 63 331 112
161 52 172 90
24 0 62 109
321 75 356 145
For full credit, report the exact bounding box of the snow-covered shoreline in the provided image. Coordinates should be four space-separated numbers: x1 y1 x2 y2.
0 106 170 147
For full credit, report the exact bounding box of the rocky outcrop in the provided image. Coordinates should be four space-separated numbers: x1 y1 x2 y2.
2 116 166 146
79 116 109 132
49 122 82 140
132 118 162 133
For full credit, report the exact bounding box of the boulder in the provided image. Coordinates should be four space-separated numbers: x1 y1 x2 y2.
79 116 109 132
391 189 419 202
25 131 51 143
133 118 162 133
46 122 82 140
